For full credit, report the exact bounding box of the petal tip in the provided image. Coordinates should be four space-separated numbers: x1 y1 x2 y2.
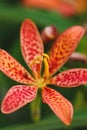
64 103 73 125
71 25 85 36
1 103 11 114
21 18 32 25
64 116 73 126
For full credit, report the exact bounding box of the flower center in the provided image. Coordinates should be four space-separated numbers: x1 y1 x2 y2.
33 53 50 89
35 78 45 89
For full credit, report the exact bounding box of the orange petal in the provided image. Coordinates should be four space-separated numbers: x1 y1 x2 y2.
1 85 37 114
20 19 44 77
42 87 73 125
22 0 57 9
49 26 85 76
0 49 34 84
50 68 87 87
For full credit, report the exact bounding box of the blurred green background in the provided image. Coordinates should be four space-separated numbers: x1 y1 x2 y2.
1 0 87 130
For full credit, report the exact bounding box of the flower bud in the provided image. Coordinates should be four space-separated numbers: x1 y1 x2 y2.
41 26 58 43
70 52 87 63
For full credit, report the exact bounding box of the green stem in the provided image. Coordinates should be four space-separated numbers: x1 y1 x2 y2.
30 89 41 123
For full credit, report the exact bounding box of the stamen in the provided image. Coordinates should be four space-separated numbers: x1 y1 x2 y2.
43 53 49 78
43 53 49 61
30 55 43 68
30 55 43 79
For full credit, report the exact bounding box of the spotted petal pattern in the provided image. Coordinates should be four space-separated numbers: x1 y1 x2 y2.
49 26 85 76
0 49 34 84
50 68 87 87
1 85 37 114
42 87 73 125
20 19 44 75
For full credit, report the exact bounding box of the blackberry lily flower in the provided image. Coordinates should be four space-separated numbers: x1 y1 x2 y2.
0 19 86 125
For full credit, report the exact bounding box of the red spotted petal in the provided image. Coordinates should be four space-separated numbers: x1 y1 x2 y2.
49 26 85 76
1 85 37 114
20 19 44 77
51 68 87 87
0 49 34 84
42 87 73 125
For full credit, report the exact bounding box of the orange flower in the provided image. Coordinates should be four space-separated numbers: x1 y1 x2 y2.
73 0 87 13
21 0 76 16
0 19 85 125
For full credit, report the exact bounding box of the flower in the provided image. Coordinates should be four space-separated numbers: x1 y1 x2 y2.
21 0 76 17
0 19 86 125
21 0 87 16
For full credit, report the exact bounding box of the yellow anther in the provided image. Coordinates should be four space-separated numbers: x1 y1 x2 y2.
43 53 49 78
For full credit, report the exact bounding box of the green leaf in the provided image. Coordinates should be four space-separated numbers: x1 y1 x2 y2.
0 4 75 31
1 109 87 130
76 36 87 55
